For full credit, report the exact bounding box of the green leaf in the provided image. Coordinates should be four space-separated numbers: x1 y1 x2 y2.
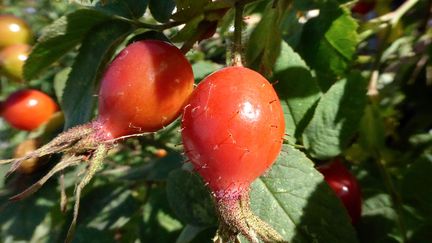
120 151 183 181
176 224 209 243
172 0 210 21
402 156 432 217
273 41 322 139
53 67 71 103
23 9 113 80
149 0 176 22
281 101 297 144
249 144 358 242
191 60 223 82
302 73 367 159
246 3 282 75
96 0 148 19
298 5 359 90
75 183 141 231
357 193 401 243
62 20 133 129
0 183 59 242
166 169 218 226
171 15 205 43
128 31 171 45
280 9 305 48
141 187 183 242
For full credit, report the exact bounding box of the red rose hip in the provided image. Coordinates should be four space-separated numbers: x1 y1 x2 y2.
1 39 195 243
318 159 362 224
96 40 194 139
181 66 286 242
181 66 285 199
1 89 58 131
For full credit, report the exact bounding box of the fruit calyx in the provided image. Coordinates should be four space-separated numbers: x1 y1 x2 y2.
214 190 286 243
1 122 114 243
1 123 105 175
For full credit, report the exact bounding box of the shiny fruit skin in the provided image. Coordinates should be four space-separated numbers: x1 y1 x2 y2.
0 44 30 80
96 40 194 139
1 89 58 131
317 160 362 224
181 66 285 199
0 15 31 48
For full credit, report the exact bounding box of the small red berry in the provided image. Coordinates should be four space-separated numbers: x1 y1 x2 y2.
317 159 362 224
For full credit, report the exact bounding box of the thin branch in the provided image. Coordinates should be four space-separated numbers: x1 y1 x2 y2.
113 15 184 30
359 0 420 41
232 1 245 67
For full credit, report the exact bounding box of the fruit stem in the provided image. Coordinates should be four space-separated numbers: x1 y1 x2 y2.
232 1 245 67
215 190 286 243
358 0 419 41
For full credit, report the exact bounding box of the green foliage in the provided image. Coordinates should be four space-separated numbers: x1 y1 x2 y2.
273 41 321 140
297 4 359 89
1 0 432 242
246 2 282 75
166 169 218 226
303 73 368 159
249 145 358 243
149 0 176 22
95 0 148 19
23 9 113 80
62 20 133 128
165 145 359 243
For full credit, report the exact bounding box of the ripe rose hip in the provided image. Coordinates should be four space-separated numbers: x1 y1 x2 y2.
318 159 362 224
0 44 30 80
181 66 286 242
0 15 32 48
1 89 58 131
1 40 195 242
95 40 194 139
182 66 285 199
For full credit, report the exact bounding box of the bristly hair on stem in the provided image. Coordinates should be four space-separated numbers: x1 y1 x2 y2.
214 190 286 243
